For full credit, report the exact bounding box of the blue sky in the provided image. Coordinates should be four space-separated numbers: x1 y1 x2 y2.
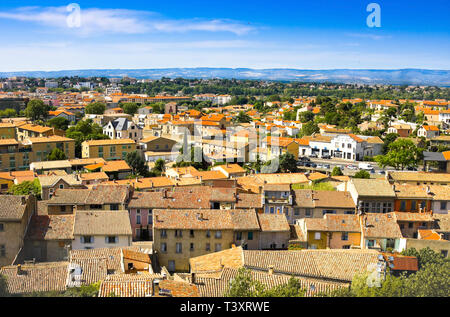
0 0 449 71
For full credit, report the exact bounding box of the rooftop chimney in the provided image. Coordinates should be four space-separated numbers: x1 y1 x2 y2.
268 265 274 275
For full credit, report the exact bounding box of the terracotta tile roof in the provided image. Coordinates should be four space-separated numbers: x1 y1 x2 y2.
363 213 402 238
393 212 434 222
418 229 443 241
105 177 175 189
289 224 307 243
0 262 68 295
0 195 29 220
192 267 346 297
25 135 74 143
158 279 200 297
389 171 450 183
303 214 360 232
18 123 53 133
102 160 131 172
73 210 132 236
27 214 74 240
242 249 380 282
122 249 152 264
257 213 290 232
0 139 19 146
128 191 211 209
235 193 263 209
153 209 259 230
79 172 109 181
351 178 396 197
37 174 83 187
83 139 135 146
98 273 164 297
214 163 246 174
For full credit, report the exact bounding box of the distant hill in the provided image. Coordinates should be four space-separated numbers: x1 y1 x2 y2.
1 68 449 86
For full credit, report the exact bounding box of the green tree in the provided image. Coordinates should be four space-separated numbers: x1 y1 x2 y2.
151 158 166 176
234 111 252 123
298 111 314 123
279 152 298 173
375 139 420 170
125 151 148 176
225 268 265 297
382 133 399 154
331 166 343 176
121 102 139 115
8 179 41 197
85 102 106 115
24 99 49 121
298 121 319 137
354 170 370 179
47 117 70 131
401 247 446 269
47 148 67 161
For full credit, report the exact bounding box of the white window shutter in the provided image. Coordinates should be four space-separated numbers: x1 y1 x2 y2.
91 236 94 243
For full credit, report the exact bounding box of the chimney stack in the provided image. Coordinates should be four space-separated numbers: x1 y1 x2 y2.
17 264 23 275
268 265 274 275
191 272 196 284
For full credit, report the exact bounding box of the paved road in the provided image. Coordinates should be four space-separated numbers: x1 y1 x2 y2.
297 157 395 177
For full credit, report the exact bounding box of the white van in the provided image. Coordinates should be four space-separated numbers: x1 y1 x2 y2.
358 162 373 170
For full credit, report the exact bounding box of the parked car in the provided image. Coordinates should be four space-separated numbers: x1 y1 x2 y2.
324 164 331 169
346 164 357 170
310 153 318 158
310 163 317 168
322 154 331 159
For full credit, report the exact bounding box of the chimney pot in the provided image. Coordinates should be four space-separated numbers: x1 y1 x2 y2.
268 265 274 275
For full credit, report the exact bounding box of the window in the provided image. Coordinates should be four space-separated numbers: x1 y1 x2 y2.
236 232 242 240
270 207 274 214
160 242 167 253
314 232 321 240
106 236 117 244
0 223 3 231
411 201 417 211
0 245 5 257
382 202 392 213
305 209 312 217
400 201 406 211
215 231 222 239
367 240 375 247
441 201 447 210
175 230 183 238
341 232 349 241
408 223 413 228
110 204 119 210
205 243 211 251
136 228 141 238
215 243 222 252
190 243 194 251
190 230 195 238
400 224 405 229
176 243 182 253
81 236 93 244
148 210 153 224
136 214 141 225
206 230 211 238
294 208 300 216
0 184 7 190
160 229 167 238
59 184 64 189
248 232 253 240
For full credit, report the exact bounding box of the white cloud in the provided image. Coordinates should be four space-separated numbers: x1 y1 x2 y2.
0 6 255 36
